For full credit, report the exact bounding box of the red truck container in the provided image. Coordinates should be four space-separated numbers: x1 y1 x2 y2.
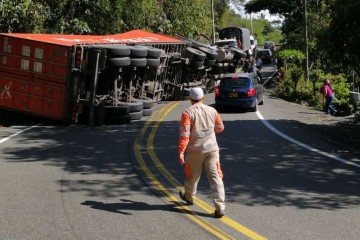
0 30 188 125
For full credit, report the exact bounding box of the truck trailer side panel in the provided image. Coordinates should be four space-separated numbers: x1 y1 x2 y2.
0 35 72 122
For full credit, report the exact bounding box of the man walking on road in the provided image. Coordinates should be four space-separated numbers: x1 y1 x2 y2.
178 87 226 218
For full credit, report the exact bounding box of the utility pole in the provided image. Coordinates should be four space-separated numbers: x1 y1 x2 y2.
211 0 216 44
250 13 253 35
304 0 309 82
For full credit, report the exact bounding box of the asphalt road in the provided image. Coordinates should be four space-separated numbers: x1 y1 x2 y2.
0 63 359 240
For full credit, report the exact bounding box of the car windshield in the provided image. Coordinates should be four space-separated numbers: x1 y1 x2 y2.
220 77 250 88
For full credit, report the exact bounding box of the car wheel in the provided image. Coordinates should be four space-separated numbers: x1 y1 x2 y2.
250 99 258 112
259 94 264 105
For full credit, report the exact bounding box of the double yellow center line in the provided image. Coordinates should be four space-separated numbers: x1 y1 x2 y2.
133 102 267 240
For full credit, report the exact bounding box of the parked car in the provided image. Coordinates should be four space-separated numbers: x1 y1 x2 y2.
264 41 275 54
257 49 273 63
215 72 264 112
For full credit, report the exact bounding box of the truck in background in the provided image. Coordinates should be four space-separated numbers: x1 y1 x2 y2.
0 29 251 125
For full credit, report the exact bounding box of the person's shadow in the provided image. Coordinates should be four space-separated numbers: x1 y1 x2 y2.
81 199 210 217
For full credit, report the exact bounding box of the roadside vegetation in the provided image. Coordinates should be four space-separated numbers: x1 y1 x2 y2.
245 0 360 120
0 0 358 121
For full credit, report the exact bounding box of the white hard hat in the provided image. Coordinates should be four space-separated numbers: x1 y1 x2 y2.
189 87 204 100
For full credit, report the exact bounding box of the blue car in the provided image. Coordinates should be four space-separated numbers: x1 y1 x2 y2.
215 72 264 112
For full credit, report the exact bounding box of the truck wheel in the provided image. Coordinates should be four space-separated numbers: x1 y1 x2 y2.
131 58 147 67
147 48 163 58
198 47 218 60
205 59 216 66
185 47 206 62
130 45 148 58
103 45 131 57
129 110 143 120
104 105 130 116
191 60 204 68
139 97 154 109
142 108 153 116
117 100 143 112
108 57 131 67
147 58 161 67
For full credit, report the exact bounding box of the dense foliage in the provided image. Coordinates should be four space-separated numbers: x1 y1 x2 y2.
246 0 359 115
1 0 357 114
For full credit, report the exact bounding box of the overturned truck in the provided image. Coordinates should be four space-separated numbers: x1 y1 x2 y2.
0 30 248 125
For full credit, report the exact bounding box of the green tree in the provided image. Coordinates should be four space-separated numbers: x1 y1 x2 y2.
47 0 123 34
121 0 166 33
0 0 48 33
163 0 212 37
326 0 360 77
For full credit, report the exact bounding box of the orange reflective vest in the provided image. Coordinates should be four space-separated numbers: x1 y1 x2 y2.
179 103 224 155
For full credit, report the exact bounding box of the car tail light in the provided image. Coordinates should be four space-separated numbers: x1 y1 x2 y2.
247 87 255 97
215 87 220 96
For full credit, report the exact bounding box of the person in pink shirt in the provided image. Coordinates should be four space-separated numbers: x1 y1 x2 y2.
323 79 337 115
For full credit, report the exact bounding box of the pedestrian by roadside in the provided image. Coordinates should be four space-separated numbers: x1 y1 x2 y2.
253 46 259 58
256 57 262 71
277 67 285 80
322 79 337 115
178 88 226 218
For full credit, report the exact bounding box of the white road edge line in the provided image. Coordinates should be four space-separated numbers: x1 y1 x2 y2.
256 111 360 169
0 124 41 144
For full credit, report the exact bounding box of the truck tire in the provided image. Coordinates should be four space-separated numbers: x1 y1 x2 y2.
117 100 143 112
205 59 216 66
131 58 147 67
142 108 153 116
147 58 161 67
130 45 148 58
104 105 130 116
129 110 143 120
103 45 131 57
185 47 206 62
147 48 162 58
108 57 131 67
191 60 204 68
198 47 218 60
139 97 154 109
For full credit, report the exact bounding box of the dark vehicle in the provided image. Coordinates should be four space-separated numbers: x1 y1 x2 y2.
218 27 251 51
257 49 273 63
215 72 264 112
264 41 275 55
